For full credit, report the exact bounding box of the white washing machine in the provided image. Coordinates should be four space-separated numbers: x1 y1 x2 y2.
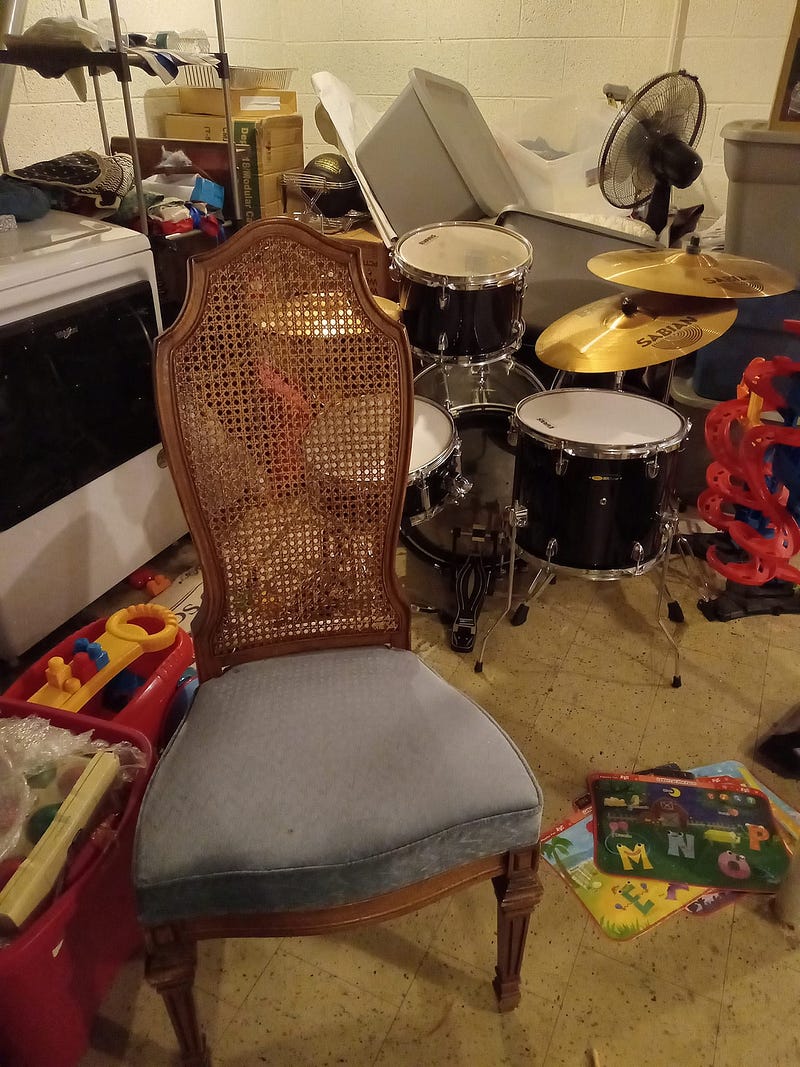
0 210 187 659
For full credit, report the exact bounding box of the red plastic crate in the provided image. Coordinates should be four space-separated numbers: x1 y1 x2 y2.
4 618 194 744
0 701 154 1067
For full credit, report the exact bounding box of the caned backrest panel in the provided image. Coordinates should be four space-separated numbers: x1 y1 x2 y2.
155 220 412 676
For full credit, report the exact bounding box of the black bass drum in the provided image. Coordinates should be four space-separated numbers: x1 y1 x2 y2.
403 359 544 567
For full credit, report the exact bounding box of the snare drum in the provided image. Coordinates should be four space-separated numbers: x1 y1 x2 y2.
512 390 689 577
404 359 544 566
405 398 465 525
394 222 533 365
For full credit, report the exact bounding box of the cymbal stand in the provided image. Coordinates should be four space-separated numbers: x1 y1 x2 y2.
657 517 683 688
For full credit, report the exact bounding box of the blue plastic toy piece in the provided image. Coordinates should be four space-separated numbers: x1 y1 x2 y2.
102 668 145 712
73 637 110 669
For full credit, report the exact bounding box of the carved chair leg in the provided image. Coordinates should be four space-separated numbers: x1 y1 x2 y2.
145 925 210 1067
492 846 543 1012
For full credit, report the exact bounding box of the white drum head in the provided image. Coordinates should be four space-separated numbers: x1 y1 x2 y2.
396 223 532 284
410 398 455 474
516 389 686 450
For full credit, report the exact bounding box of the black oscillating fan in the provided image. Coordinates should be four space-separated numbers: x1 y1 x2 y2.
597 70 706 235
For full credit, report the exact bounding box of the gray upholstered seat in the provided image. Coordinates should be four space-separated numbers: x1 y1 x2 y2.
135 646 542 925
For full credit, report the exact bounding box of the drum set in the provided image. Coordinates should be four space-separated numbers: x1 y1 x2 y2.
394 223 796 678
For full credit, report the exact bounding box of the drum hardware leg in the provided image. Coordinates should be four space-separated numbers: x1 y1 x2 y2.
551 370 567 390
510 569 555 628
475 508 521 673
656 527 682 688
663 358 677 404
675 533 715 604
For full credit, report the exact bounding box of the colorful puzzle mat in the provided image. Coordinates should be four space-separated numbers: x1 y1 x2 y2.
541 812 707 941
589 772 791 892
693 760 800 847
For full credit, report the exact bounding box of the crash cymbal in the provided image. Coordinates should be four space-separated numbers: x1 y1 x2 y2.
587 240 796 299
535 291 738 373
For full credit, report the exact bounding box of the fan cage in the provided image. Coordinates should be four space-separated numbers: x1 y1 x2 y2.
598 70 706 210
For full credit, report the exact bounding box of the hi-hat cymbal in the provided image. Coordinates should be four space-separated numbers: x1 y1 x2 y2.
535 291 738 373
587 244 796 299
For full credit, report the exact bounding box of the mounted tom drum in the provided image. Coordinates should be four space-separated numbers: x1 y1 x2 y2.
394 222 533 365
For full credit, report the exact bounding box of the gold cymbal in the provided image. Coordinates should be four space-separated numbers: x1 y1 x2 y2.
535 291 738 373
587 245 796 299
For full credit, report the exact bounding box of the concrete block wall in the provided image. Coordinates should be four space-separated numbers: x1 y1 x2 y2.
3 0 796 218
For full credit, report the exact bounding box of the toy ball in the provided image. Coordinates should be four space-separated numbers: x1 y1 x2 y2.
27 803 62 844
303 153 366 218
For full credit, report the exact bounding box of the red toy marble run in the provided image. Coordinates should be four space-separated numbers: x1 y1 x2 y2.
698 344 800 586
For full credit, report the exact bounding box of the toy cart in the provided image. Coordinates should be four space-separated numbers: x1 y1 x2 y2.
3 608 194 745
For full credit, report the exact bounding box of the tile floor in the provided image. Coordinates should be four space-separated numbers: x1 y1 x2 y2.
72 544 800 1067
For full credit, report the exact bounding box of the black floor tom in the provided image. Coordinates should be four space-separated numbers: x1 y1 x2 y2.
512 389 689 577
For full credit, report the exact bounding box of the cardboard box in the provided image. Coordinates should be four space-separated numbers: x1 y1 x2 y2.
178 87 297 117
163 113 303 222
163 112 302 149
334 226 397 299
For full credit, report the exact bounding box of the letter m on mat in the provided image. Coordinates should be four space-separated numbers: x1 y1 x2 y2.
616 843 654 871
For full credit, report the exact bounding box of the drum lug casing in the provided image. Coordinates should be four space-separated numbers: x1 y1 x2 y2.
420 483 432 514
507 426 519 448
631 541 645 574
504 502 528 529
451 475 473 501
450 441 473 501
388 247 400 282
646 457 660 479
438 285 450 310
555 448 569 476
546 538 558 562
438 331 448 355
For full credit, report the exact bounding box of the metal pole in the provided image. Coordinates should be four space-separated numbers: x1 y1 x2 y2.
0 0 28 167
107 0 147 234
213 0 243 223
78 0 110 154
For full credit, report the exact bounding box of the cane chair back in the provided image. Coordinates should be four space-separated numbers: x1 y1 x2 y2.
154 220 413 677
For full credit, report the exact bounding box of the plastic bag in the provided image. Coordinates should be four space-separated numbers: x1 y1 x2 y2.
0 717 145 866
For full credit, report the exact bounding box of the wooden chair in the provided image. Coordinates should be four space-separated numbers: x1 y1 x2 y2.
133 218 544 1066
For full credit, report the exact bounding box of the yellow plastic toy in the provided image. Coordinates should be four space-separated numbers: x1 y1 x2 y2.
27 604 179 713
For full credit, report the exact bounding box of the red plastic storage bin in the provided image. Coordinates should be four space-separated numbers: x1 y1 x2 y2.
0 700 154 1067
4 618 194 744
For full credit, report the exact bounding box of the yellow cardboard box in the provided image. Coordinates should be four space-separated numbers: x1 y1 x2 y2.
163 112 302 149
178 87 297 117
334 226 397 298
